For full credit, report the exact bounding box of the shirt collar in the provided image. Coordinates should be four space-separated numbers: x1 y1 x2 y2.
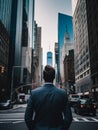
44 82 53 85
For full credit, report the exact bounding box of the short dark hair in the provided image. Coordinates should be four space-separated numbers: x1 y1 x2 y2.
43 65 55 82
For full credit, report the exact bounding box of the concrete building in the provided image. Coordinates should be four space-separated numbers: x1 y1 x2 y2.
73 0 92 93
61 28 74 84
0 21 10 100
63 49 75 94
33 23 42 87
0 0 12 100
86 0 98 100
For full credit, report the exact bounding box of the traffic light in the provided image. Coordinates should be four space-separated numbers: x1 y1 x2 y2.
1 66 5 74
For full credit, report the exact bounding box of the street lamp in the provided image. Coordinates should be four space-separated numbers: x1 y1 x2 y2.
10 66 27 101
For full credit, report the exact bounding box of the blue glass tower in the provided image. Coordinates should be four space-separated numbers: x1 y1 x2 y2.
58 13 73 82
47 51 53 66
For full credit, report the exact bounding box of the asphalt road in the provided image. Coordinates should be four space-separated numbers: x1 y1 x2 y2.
0 104 98 130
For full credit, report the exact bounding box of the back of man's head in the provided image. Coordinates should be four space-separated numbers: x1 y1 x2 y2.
43 65 55 83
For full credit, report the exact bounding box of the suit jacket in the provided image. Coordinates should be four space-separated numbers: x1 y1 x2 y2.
25 83 72 130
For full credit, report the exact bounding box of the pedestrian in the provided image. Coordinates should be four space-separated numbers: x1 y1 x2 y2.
25 65 72 130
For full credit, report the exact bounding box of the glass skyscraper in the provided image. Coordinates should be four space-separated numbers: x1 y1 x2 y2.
47 51 53 66
58 13 73 82
0 0 12 34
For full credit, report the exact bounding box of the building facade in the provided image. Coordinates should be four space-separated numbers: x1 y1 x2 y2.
61 28 74 84
54 42 59 84
73 0 92 93
0 0 12 100
58 13 73 82
0 21 10 101
33 22 42 87
0 0 12 34
0 0 35 100
63 49 75 94
11 0 35 88
86 0 98 100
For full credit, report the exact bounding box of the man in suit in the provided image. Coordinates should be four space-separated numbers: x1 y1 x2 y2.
25 65 72 130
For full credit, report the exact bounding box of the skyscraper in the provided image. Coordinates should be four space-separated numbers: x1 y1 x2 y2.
61 29 74 83
0 0 12 33
86 0 98 100
55 42 59 83
58 13 73 82
73 0 91 93
0 0 12 100
32 21 42 86
47 51 53 66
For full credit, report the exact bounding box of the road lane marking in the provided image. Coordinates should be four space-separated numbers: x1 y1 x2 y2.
73 117 98 122
0 117 98 123
82 118 89 122
73 117 79 121
91 118 98 122
0 119 24 121
13 121 24 124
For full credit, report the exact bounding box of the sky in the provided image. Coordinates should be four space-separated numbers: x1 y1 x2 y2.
35 0 73 66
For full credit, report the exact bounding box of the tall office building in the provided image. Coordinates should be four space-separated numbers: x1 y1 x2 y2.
61 29 74 83
21 0 35 84
10 0 35 86
63 49 75 93
33 21 42 86
0 0 12 33
0 0 35 99
58 13 73 82
73 0 92 93
0 21 10 100
47 51 53 66
55 42 59 84
86 0 98 99
0 0 12 100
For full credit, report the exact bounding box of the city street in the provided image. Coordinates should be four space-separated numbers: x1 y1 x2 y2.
0 0 98 130
0 104 98 130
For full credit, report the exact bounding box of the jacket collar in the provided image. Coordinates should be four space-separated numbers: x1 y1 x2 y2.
43 82 54 87
44 82 53 85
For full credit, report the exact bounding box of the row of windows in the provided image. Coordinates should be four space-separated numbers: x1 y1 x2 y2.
75 61 90 76
0 52 8 66
75 55 89 70
0 41 9 53
0 40 9 66
0 23 10 42
75 69 90 81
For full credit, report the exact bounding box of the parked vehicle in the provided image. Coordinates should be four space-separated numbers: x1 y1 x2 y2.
68 93 83 106
17 93 26 103
73 98 96 116
0 100 13 110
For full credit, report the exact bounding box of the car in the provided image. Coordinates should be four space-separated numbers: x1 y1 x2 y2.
17 93 26 104
73 98 96 116
0 100 13 110
68 93 83 106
